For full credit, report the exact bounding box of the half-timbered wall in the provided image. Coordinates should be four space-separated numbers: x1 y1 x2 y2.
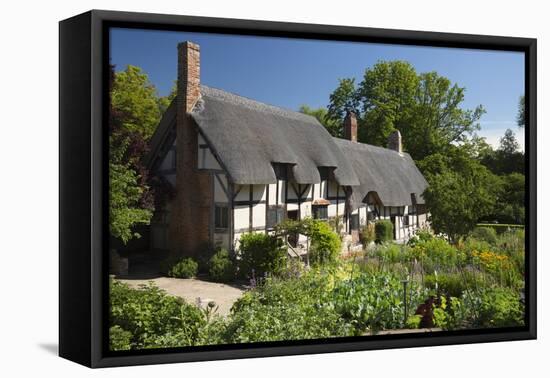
152 135 428 252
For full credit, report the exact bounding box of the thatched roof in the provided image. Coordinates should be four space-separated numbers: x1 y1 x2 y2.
191 86 360 186
147 85 428 209
333 138 428 209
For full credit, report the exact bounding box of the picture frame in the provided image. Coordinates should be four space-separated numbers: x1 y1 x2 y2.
59 9 536 368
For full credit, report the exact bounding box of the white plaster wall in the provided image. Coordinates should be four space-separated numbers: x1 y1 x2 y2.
214 174 228 202
252 203 266 228
234 185 249 202
266 183 275 204
233 206 249 231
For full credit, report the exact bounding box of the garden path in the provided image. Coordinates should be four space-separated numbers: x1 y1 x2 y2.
117 277 246 316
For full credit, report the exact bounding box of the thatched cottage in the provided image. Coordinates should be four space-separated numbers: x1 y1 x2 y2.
146 41 428 259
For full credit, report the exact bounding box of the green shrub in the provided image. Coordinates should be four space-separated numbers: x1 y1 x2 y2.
435 287 525 330
168 258 198 278
476 287 525 328
373 242 410 264
309 220 341 266
424 271 485 298
407 228 434 247
406 315 422 329
375 220 393 244
332 272 427 332
359 223 375 246
109 325 132 351
238 232 287 278
470 227 498 245
224 273 353 342
208 248 235 282
411 237 463 273
110 280 205 349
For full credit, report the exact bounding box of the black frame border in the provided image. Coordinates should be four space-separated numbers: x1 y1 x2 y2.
59 9 537 368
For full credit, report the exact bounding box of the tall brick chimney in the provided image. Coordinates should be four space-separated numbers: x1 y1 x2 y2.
343 111 357 142
168 41 213 260
387 130 403 153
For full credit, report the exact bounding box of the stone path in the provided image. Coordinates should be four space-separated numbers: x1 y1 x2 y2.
117 276 246 316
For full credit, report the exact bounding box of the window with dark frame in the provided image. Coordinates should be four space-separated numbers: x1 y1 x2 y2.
312 204 328 220
267 205 285 229
214 204 229 230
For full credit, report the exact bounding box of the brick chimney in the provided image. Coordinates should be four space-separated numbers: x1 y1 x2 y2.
168 41 213 260
343 111 357 142
387 130 403 153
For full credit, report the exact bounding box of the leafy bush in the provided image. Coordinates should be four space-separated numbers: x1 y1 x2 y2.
432 287 525 330
375 220 393 244
110 280 205 349
411 237 463 273
470 227 498 245
332 272 427 333
109 325 132 351
406 315 422 329
309 220 342 266
424 271 485 298
224 274 353 342
168 258 198 278
476 287 525 328
208 248 235 282
407 228 434 247
373 243 410 264
359 223 376 246
238 233 287 278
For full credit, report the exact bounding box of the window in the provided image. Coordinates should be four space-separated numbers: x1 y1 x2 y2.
272 163 288 180
214 204 228 230
267 205 285 229
318 167 330 181
403 215 409 227
350 213 360 230
312 205 328 220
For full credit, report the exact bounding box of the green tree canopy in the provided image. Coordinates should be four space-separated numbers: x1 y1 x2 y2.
111 65 166 139
325 61 484 161
109 66 155 244
422 155 500 243
499 128 520 154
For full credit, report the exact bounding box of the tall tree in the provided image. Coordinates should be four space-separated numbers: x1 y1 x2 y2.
111 65 165 139
325 61 484 161
422 151 500 243
109 66 154 244
499 128 520 154
326 78 360 126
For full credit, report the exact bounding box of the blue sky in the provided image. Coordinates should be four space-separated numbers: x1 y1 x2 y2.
110 28 525 150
